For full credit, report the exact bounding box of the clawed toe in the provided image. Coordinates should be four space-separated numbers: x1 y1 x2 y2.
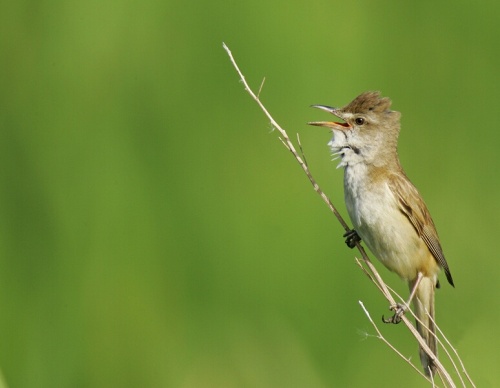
343 229 361 249
382 303 407 324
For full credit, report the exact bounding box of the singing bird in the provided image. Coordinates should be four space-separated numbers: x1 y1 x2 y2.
308 91 454 376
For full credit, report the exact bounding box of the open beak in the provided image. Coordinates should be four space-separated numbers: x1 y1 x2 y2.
308 105 351 130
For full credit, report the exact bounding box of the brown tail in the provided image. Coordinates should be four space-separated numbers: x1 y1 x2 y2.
411 276 437 377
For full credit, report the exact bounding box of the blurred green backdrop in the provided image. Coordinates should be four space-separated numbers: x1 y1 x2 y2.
1 0 499 386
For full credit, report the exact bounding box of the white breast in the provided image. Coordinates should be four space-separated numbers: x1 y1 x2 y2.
343 164 428 280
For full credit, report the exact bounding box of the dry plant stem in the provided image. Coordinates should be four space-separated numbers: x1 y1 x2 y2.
362 259 465 387
223 42 350 233
434 323 476 388
360 258 456 387
372 268 474 388
223 43 465 388
359 301 431 381
422 313 464 387
427 313 474 388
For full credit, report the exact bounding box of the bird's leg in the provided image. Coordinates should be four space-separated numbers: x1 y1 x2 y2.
382 272 424 324
343 229 361 249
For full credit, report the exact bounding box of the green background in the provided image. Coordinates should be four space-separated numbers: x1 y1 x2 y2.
1 0 498 386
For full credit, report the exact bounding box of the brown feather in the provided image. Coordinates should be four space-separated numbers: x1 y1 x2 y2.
387 173 454 287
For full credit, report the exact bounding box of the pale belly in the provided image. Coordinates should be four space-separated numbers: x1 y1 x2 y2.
344 170 434 281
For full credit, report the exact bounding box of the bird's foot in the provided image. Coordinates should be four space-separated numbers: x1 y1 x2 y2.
382 303 407 324
343 229 361 249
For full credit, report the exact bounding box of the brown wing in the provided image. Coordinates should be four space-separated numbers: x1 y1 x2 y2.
388 173 454 287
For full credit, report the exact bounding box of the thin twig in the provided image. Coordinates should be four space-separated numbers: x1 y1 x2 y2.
359 301 431 382
427 313 471 387
358 257 456 387
446 343 476 386
297 134 309 168
358 258 475 387
258 77 266 99
223 42 350 232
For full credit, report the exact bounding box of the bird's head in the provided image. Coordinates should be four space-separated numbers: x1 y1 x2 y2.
308 91 401 168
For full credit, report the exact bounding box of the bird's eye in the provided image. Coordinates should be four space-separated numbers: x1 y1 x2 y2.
355 117 365 125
